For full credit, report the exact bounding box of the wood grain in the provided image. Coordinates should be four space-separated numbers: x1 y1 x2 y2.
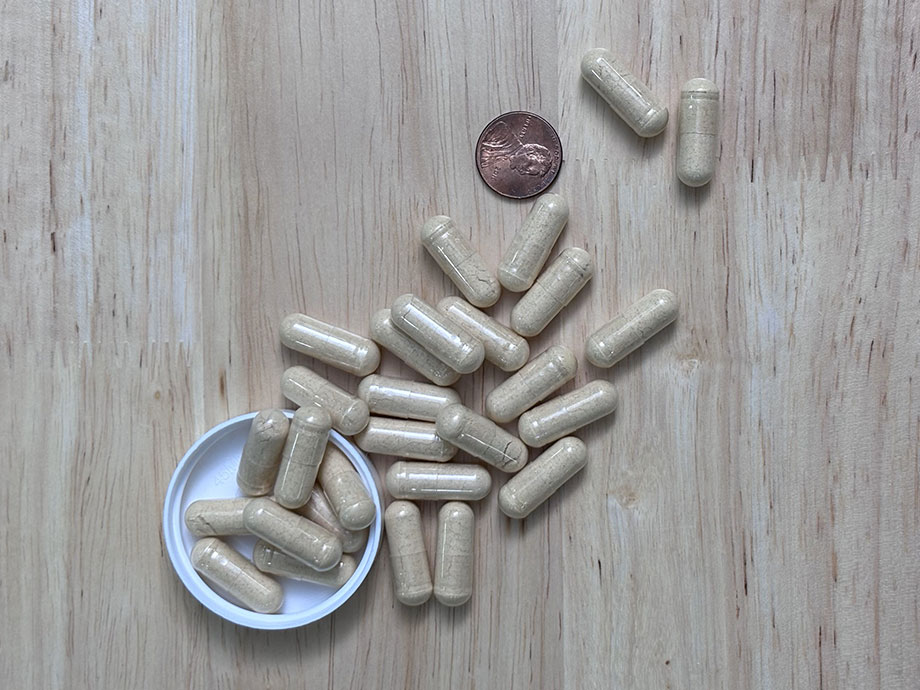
2 1 918 688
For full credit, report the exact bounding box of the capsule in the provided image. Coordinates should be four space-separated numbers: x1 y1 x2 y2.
677 78 720 187
242 498 343 572
511 248 594 337
357 374 460 421
355 417 457 462
518 380 618 447
499 437 587 518
280 313 381 376
281 366 369 436
190 537 283 614
384 501 433 606
295 487 368 553
498 193 569 292
253 540 357 588
236 409 290 496
436 297 530 371
385 461 492 501
420 215 501 308
273 407 331 509
580 48 668 137
433 502 474 606
436 404 528 473
184 498 252 537
485 345 578 423
390 294 485 375
369 309 461 386
317 444 376 530
585 289 679 368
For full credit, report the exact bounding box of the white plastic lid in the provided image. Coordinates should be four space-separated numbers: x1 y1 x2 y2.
162 410 383 629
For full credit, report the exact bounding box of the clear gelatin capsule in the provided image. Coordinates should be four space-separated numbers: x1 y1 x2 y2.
390 293 485 375
280 313 380 376
385 461 492 501
273 406 331 509
236 409 290 496
433 502 474 607
498 193 569 292
485 345 577 423
436 404 528 473
242 498 343 572
281 366 369 436
518 380 618 447
498 437 588 519
677 78 720 187
190 537 283 614
384 500 433 606
585 289 678 368
369 309 461 386
185 498 252 538
357 374 460 422
421 215 501 308
317 444 376 530
437 297 530 372
355 417 457 462
252 540 357 588
510 247 594 337
580 48 668 137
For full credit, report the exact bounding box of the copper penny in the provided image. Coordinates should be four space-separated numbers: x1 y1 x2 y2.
475 111 562 199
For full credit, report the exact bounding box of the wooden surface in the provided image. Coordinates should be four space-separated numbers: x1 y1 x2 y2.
2 1 919 688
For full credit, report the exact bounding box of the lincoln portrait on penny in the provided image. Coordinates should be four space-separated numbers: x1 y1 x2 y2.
479 121 554 177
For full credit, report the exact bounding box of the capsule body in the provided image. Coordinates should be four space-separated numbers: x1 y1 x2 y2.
386 461 492 501
191 537 283 613
355 417 457 461
436 404 528 473
280 313 380 376
317 444 376 530
390 294 485 374
253 540 357 588
357 374 460 421
434 502 474 606
421 215 501 308
498 193 569 292
677 78 720 187
242 498 343 572
437 297 530 372
295 487 368 554
236 409 290 496
184 498 252 537
369 309 461 386
518 380 618 446
580 48 668 137
498 437 588 518
485 345 578 423
281 366 369 435
384 501 433 606
273 407 332 509
585 289 679 367
511 247 594 337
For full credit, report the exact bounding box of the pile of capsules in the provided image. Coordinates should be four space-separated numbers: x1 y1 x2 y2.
185 189 678 613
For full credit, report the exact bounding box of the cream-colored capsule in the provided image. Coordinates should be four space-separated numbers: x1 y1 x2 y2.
677 78 720 187
518 380 618 447
384 501 433 606
436 404 528 473
190 537 283 614
357 374 460 421
585 289 679 367
252 540 357 588
295 487 368 554
420 215 501 308
317 444 376 530
436 297 530 372
433 502 474 607
580 48 668 137
498 437 587 518
236 409 290 496
390 294 485 375
511 247 594 337
498 193 568 292
280 313 381 376
184 498 252 537
385 461 492 501
273 406 332 509
242 498 343 572
354 417 457 462
281 366 369 435
485 345 578 423
369 309 461 386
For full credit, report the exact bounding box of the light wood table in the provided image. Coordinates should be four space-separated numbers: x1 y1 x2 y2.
3 2 918 688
